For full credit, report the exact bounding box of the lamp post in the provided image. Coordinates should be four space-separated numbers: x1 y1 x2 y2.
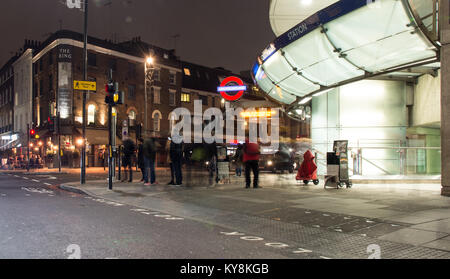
144 56 155 138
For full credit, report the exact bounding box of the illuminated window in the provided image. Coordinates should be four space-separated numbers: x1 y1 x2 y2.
88 104 96 125
181 93 190 103
128 110 136 120
152 110 162 132
184 68 191 76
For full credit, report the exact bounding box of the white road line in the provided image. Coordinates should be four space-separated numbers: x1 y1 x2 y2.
131 209 148 212
320 256 332 259
44 183 52 186
32 179 40 183
23 177 29 180
1 194 6 197
154 215 172 218
14 175 19 177
165 217 184 220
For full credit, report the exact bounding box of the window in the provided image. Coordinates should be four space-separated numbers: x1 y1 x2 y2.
128 110 137 120
153 87 161 104
199 95 208 106
39 59 43 71
88 53 97 67
169 72 176 85
181 93 190 103
153 69 160 81
88 104 96 125
152 110 162 132
169 90 176 106
184 68 191 76
39 81 43 97
128 84 136 100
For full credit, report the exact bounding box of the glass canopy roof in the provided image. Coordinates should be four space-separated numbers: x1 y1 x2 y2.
253 0 439 107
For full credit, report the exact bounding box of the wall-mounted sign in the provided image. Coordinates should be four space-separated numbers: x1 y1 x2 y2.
58 45 73 63
217 76 247 102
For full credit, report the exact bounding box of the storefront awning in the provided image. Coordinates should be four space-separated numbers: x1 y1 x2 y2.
253 0 439 107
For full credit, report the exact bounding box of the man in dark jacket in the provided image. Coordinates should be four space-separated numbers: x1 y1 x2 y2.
122 139 136 183
143 137 157 186
243 140 261 189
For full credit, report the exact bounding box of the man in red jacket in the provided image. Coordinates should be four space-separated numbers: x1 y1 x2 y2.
243 139 261 189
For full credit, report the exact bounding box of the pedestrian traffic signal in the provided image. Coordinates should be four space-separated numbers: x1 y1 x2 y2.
105 81 124 106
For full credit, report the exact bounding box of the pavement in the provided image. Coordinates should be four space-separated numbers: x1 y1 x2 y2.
59 170 450 259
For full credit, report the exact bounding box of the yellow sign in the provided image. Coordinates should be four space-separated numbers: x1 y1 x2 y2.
240 110 275 118
73 80 96 91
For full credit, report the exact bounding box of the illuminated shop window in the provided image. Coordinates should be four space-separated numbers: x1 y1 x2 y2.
88 104 96 125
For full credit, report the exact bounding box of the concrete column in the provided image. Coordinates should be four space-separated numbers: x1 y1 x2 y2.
441 0 450 196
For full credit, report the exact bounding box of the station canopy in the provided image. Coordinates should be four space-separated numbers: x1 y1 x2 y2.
253 0 439 108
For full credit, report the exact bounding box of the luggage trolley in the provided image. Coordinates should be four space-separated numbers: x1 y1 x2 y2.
324 140 352 189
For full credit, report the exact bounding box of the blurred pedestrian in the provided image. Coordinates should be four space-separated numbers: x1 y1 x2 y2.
143 137 157 186
122 139 136 183
170 136 183 186
243 139 261 189
166 138 175 185
233 144 244 177
137 138 145 182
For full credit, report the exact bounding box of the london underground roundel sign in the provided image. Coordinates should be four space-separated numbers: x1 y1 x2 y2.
218 76 247 102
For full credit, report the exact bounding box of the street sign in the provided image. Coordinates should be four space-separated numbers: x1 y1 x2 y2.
218 76 247 102
74 80 96 91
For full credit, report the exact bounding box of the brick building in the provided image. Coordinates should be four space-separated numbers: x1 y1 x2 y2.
0 55 18 153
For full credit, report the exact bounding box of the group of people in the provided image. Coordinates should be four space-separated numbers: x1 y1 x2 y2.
120 137 184 186
1 155 44 170
119 137 261 189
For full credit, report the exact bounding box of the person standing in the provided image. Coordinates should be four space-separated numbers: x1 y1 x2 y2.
165 138 175 185
143 137 157 186
243 140 261 189
170 136 183 186
122 139 136 183
234 144 244 177
137 138 145 182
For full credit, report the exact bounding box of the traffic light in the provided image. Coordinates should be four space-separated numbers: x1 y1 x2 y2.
105 81 115 105
30 128 36 137
105 81 124 106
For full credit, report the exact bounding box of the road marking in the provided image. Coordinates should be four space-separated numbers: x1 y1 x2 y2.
0 194 6 197
165 217 184 220
131 209 148 212
44 183 52 186
23 177 29 180
25 194 31 196
265 243 289 248
14 175 19 178
334 229 343 232
141 212 160 215
293 248 313 254
320 256 332 259
32 179 40 183
154 215 172 218
220 232 245 236
240 236 264 241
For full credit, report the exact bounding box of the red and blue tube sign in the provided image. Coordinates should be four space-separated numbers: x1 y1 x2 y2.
218 76 247 102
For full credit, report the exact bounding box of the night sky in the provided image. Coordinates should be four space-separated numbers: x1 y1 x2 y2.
0 0 275 73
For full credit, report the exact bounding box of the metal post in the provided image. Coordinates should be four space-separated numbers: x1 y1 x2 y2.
58 111 61 173
27 124 30 172
144 63 147 137
108 104 113 190
81 0 89 184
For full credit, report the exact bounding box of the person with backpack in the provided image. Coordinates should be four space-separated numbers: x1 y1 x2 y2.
122 139 136 183
143 137 157 186
243 139 261 189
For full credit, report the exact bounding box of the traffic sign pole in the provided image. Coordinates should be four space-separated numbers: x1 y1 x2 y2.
81 0 89 185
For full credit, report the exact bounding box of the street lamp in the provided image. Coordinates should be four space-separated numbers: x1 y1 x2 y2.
144 55 155 138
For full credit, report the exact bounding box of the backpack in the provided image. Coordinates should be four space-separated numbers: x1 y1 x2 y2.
245 143 260 156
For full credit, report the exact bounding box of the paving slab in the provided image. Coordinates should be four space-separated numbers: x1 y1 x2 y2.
412 219 450 234
378 228 448 246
